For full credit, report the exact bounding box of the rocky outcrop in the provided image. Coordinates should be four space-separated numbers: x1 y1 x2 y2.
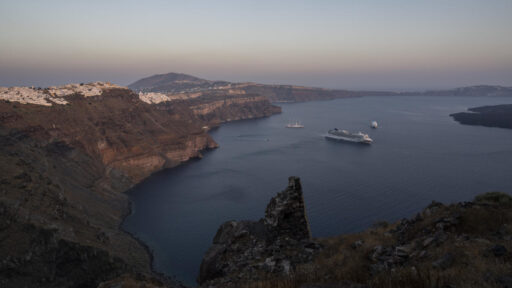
198 177 320 286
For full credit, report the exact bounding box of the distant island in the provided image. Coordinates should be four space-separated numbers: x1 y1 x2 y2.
450 104 512 129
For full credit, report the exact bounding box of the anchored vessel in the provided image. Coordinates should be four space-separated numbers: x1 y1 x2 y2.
371 121 378 128
286 121 304 128
325 128 373 144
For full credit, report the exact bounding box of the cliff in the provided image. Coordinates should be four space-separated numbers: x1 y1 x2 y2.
199 178 512 288
189 93 281 124
0 84 280 287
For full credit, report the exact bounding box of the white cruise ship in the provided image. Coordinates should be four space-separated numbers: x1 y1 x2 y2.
325 128 373 144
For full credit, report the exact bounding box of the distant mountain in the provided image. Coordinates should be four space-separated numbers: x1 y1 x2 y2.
128 72 230 93
128 73 397 102
420 85 512 97
128 73 512 102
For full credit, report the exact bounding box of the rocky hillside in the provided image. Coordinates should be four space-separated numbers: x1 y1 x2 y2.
200 178 512 288
0 84 280 287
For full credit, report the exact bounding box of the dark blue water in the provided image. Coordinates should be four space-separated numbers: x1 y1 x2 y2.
123 96 512 285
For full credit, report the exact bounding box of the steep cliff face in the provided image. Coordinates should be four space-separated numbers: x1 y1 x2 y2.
0 127 161 287
0 88 218 184
189 94 282 124
198 177 321 286
0 85 280 287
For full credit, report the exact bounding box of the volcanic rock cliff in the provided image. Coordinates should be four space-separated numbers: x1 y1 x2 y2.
0 85 280 287
198 177 321 286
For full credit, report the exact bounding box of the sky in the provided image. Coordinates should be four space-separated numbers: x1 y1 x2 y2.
1 0 511 90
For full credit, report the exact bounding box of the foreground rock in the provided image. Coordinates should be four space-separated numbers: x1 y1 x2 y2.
198 177 321 286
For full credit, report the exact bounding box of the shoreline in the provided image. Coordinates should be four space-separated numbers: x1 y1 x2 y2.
119 146 220 287
117 119 269 286
120 198 188 287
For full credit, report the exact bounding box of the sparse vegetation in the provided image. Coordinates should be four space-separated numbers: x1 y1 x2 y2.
239 193 512 288
475 191 512 206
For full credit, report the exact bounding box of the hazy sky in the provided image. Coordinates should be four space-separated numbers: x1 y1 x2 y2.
1 0 511 90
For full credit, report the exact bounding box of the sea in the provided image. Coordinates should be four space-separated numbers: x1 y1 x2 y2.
123 96 512 285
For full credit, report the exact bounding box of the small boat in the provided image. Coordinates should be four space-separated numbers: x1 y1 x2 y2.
286 121 304 128
371 121 378 129
325 128 372 144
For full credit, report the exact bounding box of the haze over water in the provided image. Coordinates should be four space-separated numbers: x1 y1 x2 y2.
123 96 512 285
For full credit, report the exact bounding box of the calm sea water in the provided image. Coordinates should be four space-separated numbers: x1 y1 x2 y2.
123 96 512 285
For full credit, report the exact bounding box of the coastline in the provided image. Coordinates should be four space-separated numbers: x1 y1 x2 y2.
118 111 283 285
120 199 187 287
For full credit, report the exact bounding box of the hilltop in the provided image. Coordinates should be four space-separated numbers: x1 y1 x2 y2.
128 72 231 93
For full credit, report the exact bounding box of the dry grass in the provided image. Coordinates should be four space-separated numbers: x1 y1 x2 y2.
240 192 512 288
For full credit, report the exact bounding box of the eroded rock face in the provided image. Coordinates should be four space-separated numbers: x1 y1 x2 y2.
198 177 320 286
265 177 311 241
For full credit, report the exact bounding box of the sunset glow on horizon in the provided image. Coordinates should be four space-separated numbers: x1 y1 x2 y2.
1 0 511 90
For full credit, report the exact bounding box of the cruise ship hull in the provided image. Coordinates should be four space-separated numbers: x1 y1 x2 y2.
324 134 372 144
324 129 373 144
